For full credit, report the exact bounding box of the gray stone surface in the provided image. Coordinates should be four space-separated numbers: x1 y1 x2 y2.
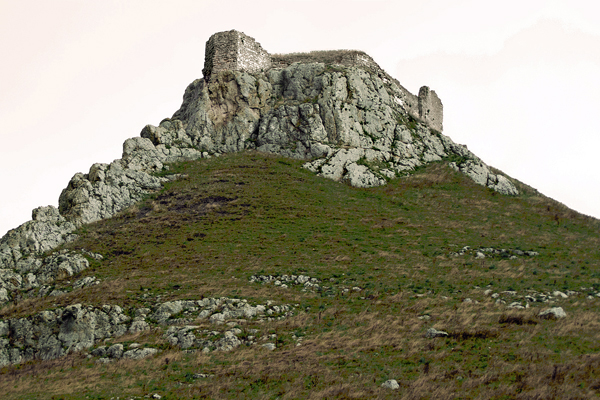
0 294 296 366
0 206 77 271
122 347 158 360
261 343 276 351
0 303 130 367
0 248 94 305
106 343 124 359
425 328 449 338
381 379 400 390
539 307 567 319
57 158 168 225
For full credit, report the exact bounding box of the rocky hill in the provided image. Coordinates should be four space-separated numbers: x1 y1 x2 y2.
1 31 599 399
0 30 516 303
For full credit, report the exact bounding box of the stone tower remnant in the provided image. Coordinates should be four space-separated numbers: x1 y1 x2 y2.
202 30 444 132
418 86 443 132
202 30 272 77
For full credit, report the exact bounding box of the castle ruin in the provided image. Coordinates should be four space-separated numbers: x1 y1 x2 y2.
202 30 272 76
202 30 443 132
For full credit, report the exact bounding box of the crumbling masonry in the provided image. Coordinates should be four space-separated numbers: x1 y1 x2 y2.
202 30 443 132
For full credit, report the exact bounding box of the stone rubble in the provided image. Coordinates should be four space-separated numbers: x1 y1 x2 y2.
250 274 322 291
249 274 363 295
480 285 598 307
449 246 539 259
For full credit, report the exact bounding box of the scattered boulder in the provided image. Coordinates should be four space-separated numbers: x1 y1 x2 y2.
122 347 158 360
106 343 124 359
425 328 448 338
261 343 276 351
381 379 400 390
73 276 99 290
553 291 568 299
539 307 567 319
215 331 243 352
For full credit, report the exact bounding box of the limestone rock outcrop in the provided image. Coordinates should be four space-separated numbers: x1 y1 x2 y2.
0 304 130 366
0 297 293 366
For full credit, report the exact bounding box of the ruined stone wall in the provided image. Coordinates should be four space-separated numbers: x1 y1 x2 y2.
202 30 271 77
404 92 421 122
270 50 382 72
418 86 443 132
202 30 442 131
236 32 271 73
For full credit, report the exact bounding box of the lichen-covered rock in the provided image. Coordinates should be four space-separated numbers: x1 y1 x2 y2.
425 327 449 338
0 206 77 270
0 249 94 305
214 331 242 351
381 379 400 390
449 159 519 196
161 62 517 195
106 343 124 359
0 303 131 366
122 347 158 360
58 159 168 225
539 307 567 319
0 296 293 366
165 325 198 349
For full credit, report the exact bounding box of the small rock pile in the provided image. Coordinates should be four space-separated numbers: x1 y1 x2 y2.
91 343 158 363
249 274 363 296
482 287 594 308
449 246 539 259
250 274 321 290
148 298 294 325
164 326 277 352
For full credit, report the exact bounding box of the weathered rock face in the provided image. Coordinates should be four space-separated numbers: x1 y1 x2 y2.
0 297 293 366
163 60 516 193
0 206 77 269
0 30 519 306
0 304 130 366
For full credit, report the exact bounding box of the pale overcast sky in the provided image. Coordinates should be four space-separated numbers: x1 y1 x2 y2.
1 0 599 236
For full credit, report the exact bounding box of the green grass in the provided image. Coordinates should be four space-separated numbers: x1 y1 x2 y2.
2 150 600 399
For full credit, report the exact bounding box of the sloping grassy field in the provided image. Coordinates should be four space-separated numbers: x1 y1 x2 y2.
2 151 600 399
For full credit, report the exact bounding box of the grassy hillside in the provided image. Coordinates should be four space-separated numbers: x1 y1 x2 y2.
2 151 600 399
